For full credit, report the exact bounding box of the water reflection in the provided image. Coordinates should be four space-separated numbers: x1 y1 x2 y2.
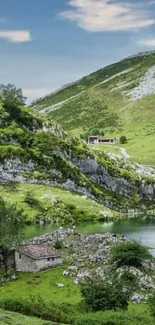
25 218 155 255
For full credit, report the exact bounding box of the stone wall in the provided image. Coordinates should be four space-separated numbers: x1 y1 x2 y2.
15 251 63 273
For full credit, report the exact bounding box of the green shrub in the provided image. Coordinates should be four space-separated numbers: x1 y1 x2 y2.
54 240 63 250
74 308 154 325
120 136 127 144
80 277 131 312
80 128 105 141
110 241 152 269
0 296 74 324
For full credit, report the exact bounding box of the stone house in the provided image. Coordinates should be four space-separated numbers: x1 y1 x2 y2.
88 136 117 144
15 244 63 273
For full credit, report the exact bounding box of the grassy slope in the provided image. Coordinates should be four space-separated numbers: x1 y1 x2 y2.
0 101 122 219
0 268 81 305
0 309 58 325
0 183 115 224
33 53 155 165
0 268 155 325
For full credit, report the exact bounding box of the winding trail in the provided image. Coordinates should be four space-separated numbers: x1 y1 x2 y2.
39 68 133 114
119 147 130 159
40 91 85 114
100 144 130 159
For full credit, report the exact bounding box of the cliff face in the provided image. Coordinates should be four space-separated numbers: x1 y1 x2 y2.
0 150 155 211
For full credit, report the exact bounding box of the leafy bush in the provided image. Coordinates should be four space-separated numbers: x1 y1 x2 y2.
80 277 131 312
120 136 127 144
0 295 75 324
54 240 63 250
80 128 105 141
110 241 152 269
75 307 155 325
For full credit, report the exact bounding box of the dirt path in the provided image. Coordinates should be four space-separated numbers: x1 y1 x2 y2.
119 147 130 159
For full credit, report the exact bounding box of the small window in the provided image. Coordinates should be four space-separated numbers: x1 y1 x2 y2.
19 254 21 259
47 258 50 261
52 257 55 261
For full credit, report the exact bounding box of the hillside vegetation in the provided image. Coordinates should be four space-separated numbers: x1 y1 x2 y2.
0 183 115 225
1 83 155 222
0 309 59 325
32 52 155 164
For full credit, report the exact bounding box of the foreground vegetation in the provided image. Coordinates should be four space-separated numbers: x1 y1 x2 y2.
0 268 155 325
0 242 155 325
0 309 57 325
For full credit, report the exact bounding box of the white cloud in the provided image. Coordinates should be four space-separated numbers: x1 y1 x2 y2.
138 39 155 47
60 0 155 32
148 1 155 5
0 17 8 23
0 30 32 43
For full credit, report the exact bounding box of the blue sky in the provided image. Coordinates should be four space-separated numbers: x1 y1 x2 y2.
0 0 155 102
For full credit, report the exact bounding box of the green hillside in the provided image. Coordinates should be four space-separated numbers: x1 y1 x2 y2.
0 309 60 325
0 183 116 225
32 52 155 164
1 83 155 221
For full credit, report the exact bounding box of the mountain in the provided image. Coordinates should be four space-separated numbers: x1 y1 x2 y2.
32 51 155 165
1 97 155 225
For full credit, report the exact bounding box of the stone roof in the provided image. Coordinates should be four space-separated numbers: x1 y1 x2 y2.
16 244 61 260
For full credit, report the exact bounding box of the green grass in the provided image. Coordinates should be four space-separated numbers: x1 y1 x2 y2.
0 305 154 325
0 265 155 325
0 270 155 325
0 183 115 224
75 304 155 325
32 53 149 109
90 144 123 157
0 268 81 305
0 309 63 324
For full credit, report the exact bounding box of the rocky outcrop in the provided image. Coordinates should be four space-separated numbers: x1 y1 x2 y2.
0 158 92 198
58 149 155 201
0 152 155 207
74 158 135 198
25 228 155 303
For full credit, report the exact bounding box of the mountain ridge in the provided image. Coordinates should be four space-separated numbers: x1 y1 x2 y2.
31 50 155 110
31 50 155 165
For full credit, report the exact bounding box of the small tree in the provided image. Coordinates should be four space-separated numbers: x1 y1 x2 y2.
132 193 141 206
90 129 100 136
80 277 131 311
0 84 26 106
99 129 105 136
120 136 127 144
80 130 91 141
0 84 26 120
110 241 152 269
0 198 25 274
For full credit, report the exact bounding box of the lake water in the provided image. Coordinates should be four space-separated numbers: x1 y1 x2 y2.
25 217 155 255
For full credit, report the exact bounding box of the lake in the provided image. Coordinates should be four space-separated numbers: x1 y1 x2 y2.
25 217 155 255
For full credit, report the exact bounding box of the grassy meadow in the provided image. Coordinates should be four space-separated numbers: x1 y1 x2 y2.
0 267 155 325
0 183 115 225
0 309 58 325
